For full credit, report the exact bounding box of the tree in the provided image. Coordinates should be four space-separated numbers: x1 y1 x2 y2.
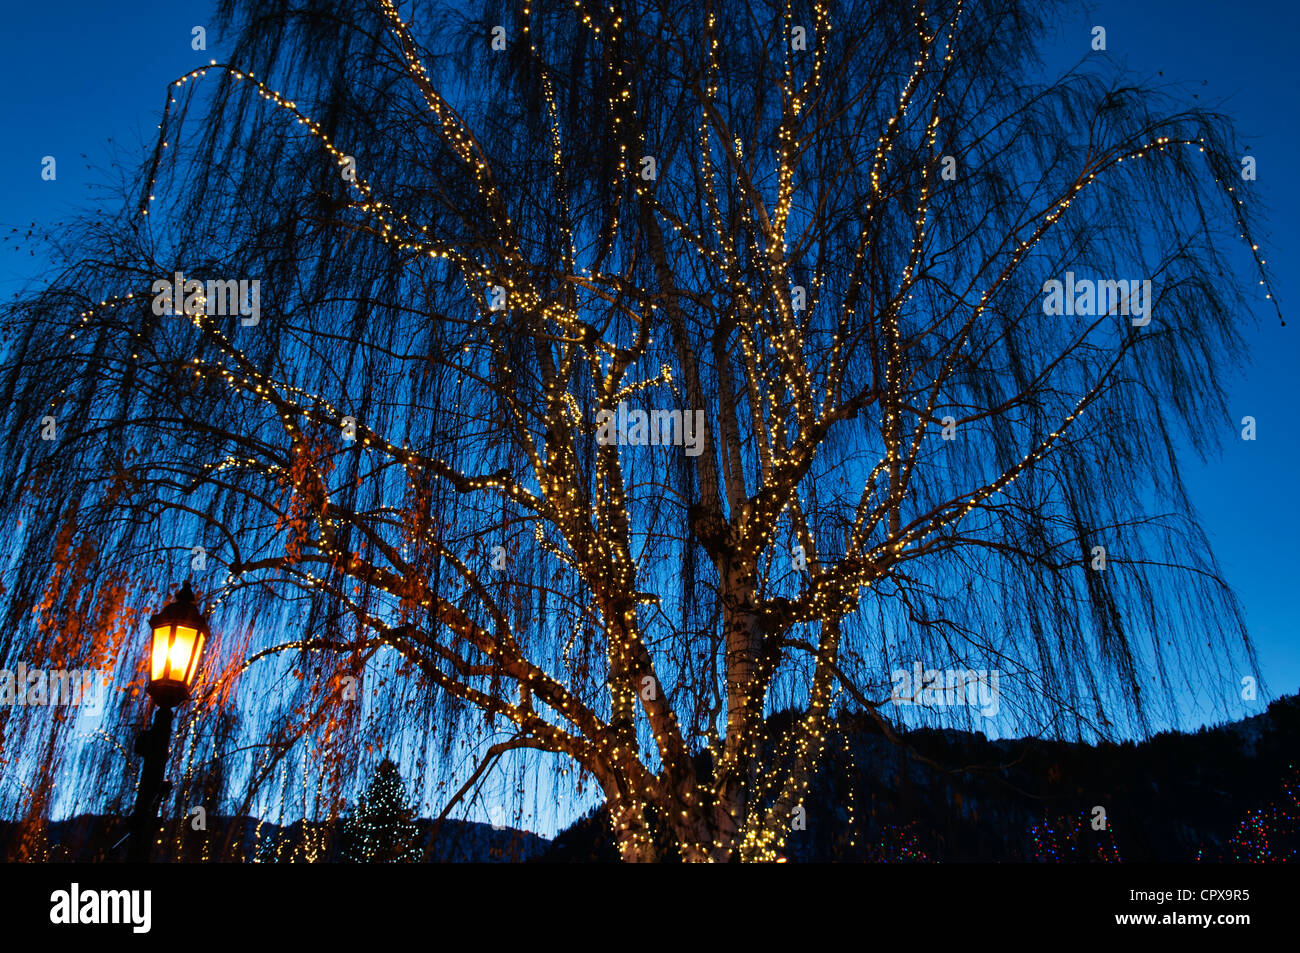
1029 810 1121 863
1206 765 1299 863
340 759 422 863
867 823 929 863
0 0 1280 861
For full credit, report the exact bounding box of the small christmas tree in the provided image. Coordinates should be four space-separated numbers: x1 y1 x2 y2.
866 822 930 863
1205 765 1299 863
340 759 422 863
1030 810 1121 862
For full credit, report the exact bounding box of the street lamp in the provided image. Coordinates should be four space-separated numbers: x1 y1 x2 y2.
147 581 209 708
127 581 209 862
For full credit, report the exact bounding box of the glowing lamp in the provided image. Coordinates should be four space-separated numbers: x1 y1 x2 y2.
147 582 208 707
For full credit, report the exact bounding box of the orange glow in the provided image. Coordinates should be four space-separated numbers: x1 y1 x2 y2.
151 624 203 686
189 634 205 685
151 625 172 681
168 626 199 680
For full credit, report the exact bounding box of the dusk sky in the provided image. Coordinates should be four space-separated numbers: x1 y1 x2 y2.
1 0 1295 756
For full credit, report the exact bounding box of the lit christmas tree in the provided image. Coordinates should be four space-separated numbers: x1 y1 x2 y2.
1030 810 1121 862
1201 765 1299 863
866 823 930 863
340 759 422 863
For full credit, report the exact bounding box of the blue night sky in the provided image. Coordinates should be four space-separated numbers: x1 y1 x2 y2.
1 0 1295 749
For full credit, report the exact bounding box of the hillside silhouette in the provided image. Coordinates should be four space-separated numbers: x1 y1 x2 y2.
542 694 1300 862
4 695 1294 862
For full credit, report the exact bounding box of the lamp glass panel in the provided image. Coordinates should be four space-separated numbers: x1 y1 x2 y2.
167 626 199 682
184 634 205 687
151 625 172 681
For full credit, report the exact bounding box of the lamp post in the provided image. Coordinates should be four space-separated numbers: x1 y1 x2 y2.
127 581 209 863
